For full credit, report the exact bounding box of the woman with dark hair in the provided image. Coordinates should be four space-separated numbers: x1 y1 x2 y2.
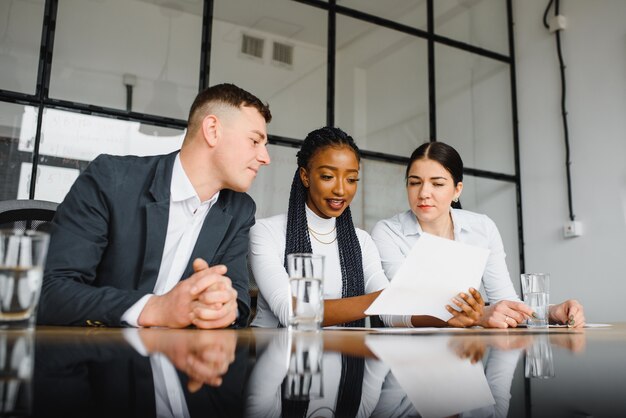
372 141 585 328
250 128 482 328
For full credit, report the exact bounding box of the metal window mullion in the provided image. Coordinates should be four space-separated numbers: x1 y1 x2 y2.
29 0 58 199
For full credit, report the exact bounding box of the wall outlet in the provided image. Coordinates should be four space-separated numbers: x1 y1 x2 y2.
563 220 583 238
549 15 567 32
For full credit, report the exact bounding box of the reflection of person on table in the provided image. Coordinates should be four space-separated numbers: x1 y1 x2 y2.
448 332 585 418
245 332 415 418
133 328 238 391
34 328 247 417
39 83 272 329
249 127 481 328
371 141 586 328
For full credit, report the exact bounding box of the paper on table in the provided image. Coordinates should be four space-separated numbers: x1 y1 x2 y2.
365 232 489 321
366 335 494 418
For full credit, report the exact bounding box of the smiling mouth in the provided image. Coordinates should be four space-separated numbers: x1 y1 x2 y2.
326 199 345 209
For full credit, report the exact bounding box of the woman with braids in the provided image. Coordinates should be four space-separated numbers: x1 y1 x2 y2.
249 127 482 328
372 141 586 328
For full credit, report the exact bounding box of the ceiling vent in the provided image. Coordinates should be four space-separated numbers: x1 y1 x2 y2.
241 34 264 59
272 41 294 67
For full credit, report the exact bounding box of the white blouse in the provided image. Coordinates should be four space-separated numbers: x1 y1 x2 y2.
249 204 412 327
371 209 520 304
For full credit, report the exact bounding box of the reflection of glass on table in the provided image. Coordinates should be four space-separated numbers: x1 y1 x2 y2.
283 331 324 401
525 335 555 379
0 330 34 416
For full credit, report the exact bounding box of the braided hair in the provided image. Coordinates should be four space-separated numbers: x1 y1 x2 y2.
284 127 365 327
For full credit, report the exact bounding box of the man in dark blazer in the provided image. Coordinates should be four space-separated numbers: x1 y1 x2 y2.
38 83 272 328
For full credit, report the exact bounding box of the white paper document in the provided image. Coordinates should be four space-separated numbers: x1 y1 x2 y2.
366 335 495 418
365 233 489 321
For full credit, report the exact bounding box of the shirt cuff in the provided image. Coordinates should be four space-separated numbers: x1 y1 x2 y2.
121 294 153 327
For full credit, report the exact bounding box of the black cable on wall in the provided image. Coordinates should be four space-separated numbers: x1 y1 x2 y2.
543 0 575 222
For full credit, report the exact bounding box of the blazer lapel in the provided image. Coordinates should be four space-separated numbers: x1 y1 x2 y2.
137 153 176 292
182 196 232 279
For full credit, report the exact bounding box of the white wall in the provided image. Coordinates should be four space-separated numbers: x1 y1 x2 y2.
515 0 626 321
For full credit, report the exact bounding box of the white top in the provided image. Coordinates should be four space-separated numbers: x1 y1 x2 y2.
371 209 519 304
249 205 412 327
121 153 220 326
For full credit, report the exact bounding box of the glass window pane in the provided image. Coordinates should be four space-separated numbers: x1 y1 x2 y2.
435 0 509 55
0 0 45 94
461 176 521 295
247 144 297 220
50 0 202 119
360 159 407 232
20 108 184 202
211 0 327 140
436 44 514 174
338 0 427 30
336 15 429 157
0 102 37 200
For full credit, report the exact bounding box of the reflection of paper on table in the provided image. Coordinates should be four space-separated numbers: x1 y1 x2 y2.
366 335 494 418
365 233 489 321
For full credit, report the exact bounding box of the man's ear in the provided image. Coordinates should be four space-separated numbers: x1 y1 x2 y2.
299 167 309 188
201 114 220 147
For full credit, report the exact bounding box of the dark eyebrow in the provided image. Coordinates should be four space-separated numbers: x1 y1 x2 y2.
318 165 359 173
407 175 447 180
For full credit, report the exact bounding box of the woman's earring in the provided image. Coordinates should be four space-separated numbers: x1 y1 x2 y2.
453 196 459 203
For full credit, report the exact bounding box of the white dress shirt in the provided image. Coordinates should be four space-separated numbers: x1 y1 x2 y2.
371 209 520 304
122 153 220 326
249 204 412 328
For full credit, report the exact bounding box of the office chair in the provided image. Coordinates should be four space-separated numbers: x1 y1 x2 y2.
0 199 58 233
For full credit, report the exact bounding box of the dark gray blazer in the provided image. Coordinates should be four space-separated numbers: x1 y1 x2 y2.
38 151 253 327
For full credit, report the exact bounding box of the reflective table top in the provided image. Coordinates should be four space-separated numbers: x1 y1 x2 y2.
2 324 623 417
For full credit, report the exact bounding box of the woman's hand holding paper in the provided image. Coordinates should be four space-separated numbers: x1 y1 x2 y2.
446 287 485 327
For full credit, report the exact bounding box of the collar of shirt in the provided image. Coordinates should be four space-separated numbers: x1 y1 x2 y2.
400 208 467 239
305 203 336 233
170 153 219 215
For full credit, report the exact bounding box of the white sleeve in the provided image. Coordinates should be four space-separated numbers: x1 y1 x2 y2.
249 219 291 327
356 359 391 417
371 220 408 282
481 217 520 303
121 294 153 327
361 231 413 328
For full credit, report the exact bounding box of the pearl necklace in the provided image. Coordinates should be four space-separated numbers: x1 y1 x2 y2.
308 225 337 245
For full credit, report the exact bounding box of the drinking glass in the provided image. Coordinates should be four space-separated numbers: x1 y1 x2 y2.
520 273 549 328
286 254 324 331
0 230 50 329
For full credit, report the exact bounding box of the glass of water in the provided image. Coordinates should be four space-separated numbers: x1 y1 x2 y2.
0 230 50 329
286 254 324 331
520 273 550 328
